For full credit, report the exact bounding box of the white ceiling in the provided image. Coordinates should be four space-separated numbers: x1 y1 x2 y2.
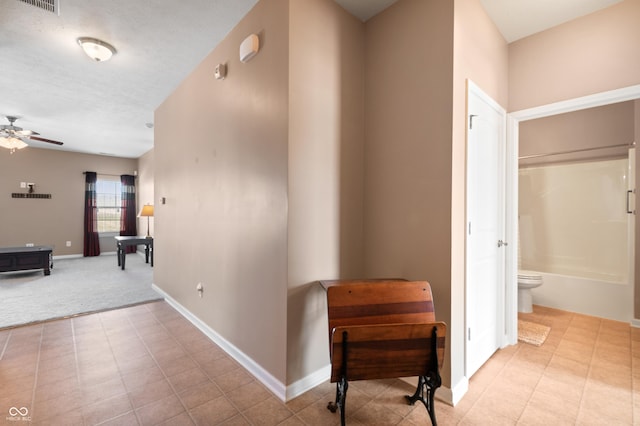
480 0 623 43
0 0 624 158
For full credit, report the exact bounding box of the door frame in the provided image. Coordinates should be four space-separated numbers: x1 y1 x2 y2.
507 83 640 329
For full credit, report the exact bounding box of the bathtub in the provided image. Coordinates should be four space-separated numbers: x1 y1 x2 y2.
529 270 633 322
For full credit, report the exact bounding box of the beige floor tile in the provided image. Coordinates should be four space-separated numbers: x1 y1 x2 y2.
128 378 175 409
226 380 272 411
121 364 166 392
159 411 196 425
459 403 516 426
135 393 186 425
295 398 342 426
98 411 141 426
350 399 405 425
81 392 133 425
242 397 295 426
178 379 223 410
189 395 240 425
4 301 640 426
212 365 254 393
167 366 210 393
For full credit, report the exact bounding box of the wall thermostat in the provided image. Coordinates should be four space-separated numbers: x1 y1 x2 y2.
214 63 227 80
239 34 260 63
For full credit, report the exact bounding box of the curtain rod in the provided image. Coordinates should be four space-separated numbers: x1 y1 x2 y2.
82 172 137 177
519 142 635 160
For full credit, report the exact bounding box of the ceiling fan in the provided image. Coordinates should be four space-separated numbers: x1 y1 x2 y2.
0 116 64 153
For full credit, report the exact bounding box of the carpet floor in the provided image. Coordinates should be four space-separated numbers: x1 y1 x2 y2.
0 253 162 329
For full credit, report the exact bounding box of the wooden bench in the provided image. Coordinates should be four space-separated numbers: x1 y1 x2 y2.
320 280 446 426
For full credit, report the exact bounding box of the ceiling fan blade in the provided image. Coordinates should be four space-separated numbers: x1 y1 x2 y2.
28 136 64 146
18 130 39 136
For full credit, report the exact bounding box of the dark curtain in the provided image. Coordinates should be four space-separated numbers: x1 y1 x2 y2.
120 174 137 253
83 171 101 256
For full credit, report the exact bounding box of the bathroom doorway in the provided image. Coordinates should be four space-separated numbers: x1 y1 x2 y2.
508 85 640 322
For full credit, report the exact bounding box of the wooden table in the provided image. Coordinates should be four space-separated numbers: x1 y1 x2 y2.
0 246 53 276
114 236 153 270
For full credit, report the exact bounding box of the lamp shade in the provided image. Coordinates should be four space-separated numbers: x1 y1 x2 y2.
138 204 154 217
0 136 28 151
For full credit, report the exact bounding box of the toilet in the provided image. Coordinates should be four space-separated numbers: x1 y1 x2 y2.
518 271 543 313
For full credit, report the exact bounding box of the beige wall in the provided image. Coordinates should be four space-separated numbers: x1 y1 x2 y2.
519 101 635 166
0 148 137 255
154 0 290 384
509 0 640 112
287 0 365 386
137 149 154 237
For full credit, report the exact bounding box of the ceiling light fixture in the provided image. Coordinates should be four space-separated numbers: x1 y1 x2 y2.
0 137 28 154
77 37 117 62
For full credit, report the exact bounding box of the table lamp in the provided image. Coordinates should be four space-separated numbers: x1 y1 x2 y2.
138 204 154 238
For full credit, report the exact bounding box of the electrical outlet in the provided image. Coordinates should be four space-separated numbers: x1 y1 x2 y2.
20 182 26 188
26 243 34 247
66 241 71 247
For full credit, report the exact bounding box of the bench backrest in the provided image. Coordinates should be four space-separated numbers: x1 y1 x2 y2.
330 322 446 382
325 280 437 339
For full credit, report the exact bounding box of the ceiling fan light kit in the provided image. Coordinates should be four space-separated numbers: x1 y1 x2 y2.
0 116 64 154
77 37 117 62
0 137 28 153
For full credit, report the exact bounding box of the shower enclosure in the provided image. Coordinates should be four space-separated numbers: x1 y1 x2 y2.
518 149 635 321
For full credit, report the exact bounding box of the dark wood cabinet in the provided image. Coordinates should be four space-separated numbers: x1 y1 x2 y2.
0 246 53 276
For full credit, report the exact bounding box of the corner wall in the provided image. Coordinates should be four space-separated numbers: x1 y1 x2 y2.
363 0 455 388
287 0 365 391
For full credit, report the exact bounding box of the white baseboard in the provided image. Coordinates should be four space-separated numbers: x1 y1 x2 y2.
443 377 469 406
286 364 331 401
152 284 287 401
52 254 83 260
631 319 640 328
53 252 117 260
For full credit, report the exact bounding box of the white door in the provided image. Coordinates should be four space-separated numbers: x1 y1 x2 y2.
466 81 506 377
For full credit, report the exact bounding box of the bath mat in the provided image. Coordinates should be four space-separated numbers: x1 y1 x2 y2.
518 320 550 346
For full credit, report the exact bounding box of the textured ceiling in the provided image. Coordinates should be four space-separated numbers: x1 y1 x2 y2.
0 0 258 158
480 0 623 43
0 0 625 158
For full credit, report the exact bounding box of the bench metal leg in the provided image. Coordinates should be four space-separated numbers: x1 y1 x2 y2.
328 330 349 425
328 377 348 426
406 375 438 425
405 326 442 426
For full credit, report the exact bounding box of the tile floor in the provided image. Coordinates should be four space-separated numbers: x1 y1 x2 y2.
0 302 637 425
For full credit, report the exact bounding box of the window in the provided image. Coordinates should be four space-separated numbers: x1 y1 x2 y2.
96 178 121 233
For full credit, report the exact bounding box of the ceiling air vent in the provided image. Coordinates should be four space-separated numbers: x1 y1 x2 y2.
16 0 59 15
